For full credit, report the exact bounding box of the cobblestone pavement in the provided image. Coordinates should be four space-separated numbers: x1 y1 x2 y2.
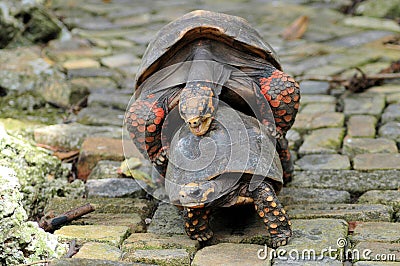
2 0 400 265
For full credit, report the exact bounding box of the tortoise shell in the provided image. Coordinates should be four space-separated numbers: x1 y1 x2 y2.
135 10 281 89
165 105 283 207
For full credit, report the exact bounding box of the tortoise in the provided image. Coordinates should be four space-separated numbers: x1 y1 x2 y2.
125 10 300 246
165 105 292 248
126 10 300 182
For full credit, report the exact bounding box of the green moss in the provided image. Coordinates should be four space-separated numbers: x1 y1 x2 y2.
0 166 67 264
0 91 66 125
0 127 84 218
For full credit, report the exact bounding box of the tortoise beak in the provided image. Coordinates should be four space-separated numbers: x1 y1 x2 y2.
188 116 213 136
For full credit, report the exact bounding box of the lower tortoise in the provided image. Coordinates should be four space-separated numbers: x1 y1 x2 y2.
166 106 291 248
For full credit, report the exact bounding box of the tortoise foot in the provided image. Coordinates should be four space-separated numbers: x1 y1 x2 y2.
183 207 213 242
252 181 292 248
270 231 292 249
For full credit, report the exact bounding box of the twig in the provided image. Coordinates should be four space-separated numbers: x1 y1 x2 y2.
17 260 53 266
65 239 79 258
39 203 95 232
299 59 400 93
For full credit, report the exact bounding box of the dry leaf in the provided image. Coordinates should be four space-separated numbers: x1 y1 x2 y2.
53 150 79 161
281 15 309 40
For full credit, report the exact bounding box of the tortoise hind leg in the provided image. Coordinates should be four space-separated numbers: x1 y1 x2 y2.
125 95 168 182
255 66 300 183
183 207 213 242
252 181 292 248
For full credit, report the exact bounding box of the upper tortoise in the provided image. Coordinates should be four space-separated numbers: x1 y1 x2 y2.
126 10 300 247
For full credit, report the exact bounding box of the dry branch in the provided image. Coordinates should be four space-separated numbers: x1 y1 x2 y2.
39 203 95 232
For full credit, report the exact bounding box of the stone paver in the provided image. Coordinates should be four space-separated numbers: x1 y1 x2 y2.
71 76 118 90
367 84 400 95
62 58 100 70
292 112 344 132
286 204 393 222
122 233 198 256
382 103 400 123
387 93 400 104
342 137 398 158
357 190 400 212
379 122 400 143
34 123 121 150
300 103 336 114
273 257 343 265
353 154 400 170
85 178 148 198
298 81 330 95
124 248 190 266
49 258 145 266
147 203 185 235
77 137 126 180
45 197 150 214
88 160 121 179
353 242 400 262
88 91 132 110
299 95 336 105
352 222 400 242
290 170 400 193
299 128 345 155
74 242 122 261
347 115 377 138
279 188 350 205
54 225 130 247
343 93 385 117
192 243 268 266
101 53 140 68
278 219 348 257
295 154 350 170
77 106 125 126
353 262 400 266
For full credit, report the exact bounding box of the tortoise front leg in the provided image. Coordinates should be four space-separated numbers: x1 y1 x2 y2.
252 181 292 248
183 207 213 242
125 95 168 181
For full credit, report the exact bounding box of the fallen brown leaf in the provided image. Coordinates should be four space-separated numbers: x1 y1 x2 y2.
53 150 80 161
281 15 309 40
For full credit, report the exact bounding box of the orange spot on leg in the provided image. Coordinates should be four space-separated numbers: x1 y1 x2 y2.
270 100 280 108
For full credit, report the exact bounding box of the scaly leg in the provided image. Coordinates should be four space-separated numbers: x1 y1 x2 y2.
183 207 213 242
252 181 292 248
255 66 300 182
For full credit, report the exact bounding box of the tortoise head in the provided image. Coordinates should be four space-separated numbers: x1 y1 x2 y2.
179 82 218 136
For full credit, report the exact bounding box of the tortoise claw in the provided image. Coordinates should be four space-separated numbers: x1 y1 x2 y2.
270 234 291 249
191 228 214 242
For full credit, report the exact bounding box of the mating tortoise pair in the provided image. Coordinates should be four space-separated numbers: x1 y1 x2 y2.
126 10 300 248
